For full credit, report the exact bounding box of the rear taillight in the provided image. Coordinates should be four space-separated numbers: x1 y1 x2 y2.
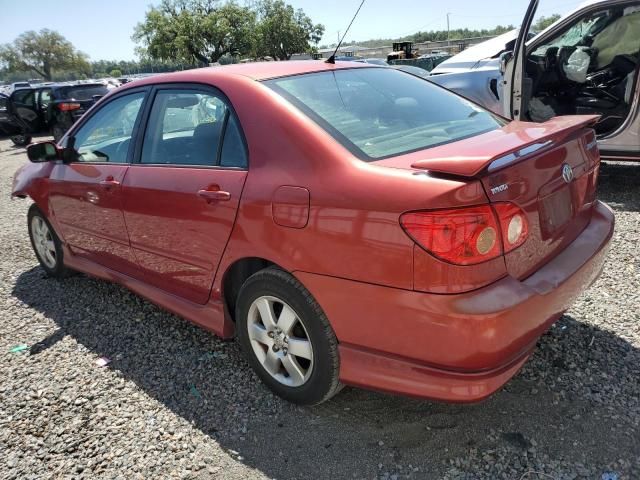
400 203 529 265
493 203 529 253
57 102 81 111
400 206 501 265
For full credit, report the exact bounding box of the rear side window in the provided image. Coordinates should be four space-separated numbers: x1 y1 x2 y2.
266 68 506 160
141 89 247 168
60 85 109 101
220 115 247 168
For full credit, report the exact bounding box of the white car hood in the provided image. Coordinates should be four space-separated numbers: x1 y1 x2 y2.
431 30 520 74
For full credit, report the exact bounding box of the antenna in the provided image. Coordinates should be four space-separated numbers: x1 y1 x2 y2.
326 0 366 64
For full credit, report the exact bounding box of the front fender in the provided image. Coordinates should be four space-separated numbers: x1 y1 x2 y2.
428 68 504 116
11 161 55 210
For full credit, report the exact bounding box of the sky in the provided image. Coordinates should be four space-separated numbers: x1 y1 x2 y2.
0 0 587 61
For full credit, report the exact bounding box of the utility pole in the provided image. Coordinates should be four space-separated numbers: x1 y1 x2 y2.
447 12 452 53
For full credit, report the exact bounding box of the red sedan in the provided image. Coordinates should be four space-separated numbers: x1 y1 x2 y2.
12 61 614 405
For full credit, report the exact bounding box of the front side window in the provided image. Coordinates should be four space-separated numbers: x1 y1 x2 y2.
266 68 505 160
72 92 145 163
141 89 246 167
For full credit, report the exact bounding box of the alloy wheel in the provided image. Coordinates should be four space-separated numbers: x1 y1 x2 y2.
31 216 57 269
247 295 314 387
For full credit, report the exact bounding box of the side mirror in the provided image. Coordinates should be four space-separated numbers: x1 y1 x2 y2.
26 141 59 163
499 51 513 75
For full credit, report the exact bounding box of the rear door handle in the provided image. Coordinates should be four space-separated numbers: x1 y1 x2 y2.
198 189 231 202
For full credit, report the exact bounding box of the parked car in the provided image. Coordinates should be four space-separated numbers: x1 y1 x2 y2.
0 93 12 136
358 58 389 66
433 0 640 162
47 83 110 141
0 82 109 145
0 87 48 146
333 56 388 66
11 81 31 90
393 64 431 78
13 61 613 405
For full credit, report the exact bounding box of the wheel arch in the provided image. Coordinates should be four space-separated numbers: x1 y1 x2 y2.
221 257 281 323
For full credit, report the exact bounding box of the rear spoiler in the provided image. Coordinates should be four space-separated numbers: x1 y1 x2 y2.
411 115 599 177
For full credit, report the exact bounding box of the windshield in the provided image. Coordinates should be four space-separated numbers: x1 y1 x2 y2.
266 68 506 160
532 11 610 55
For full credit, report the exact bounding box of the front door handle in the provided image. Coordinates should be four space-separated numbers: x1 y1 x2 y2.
99 177 120 188
198 189 231 202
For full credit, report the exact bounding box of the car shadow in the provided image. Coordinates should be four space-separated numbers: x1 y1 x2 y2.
599 161 640 212
11 267 640 479
0 134 53 154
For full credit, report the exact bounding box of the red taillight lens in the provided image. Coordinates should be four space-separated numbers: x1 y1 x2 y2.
400 206 502 265
492 203 529 253
57 102 81 111
400 203 529 265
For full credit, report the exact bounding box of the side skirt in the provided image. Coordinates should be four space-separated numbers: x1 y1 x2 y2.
62 247 234 339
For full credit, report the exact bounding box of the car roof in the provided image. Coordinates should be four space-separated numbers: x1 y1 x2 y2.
52 82 107 89
126 60 375 88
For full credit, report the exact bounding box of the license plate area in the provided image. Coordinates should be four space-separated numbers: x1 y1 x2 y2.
539 186 574 238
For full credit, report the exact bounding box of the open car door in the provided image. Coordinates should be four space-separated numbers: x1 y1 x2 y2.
504 0 539 119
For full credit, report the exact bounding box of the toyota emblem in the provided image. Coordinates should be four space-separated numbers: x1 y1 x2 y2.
562 164 574 183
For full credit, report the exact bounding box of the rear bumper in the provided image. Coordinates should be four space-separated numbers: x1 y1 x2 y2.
295 201 614 402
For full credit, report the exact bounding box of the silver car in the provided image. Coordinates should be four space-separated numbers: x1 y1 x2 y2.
432 0 640 162
429 30 521 114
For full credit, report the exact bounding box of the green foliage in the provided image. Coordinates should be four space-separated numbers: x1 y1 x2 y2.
254 0 324 60
533 14 562 32
334 14 561 50
0 29 90 81
321 25 517 50
133 0 323 63
133 0 257 64
109 69 123 77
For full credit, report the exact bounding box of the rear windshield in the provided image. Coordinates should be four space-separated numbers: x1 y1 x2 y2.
265 68 506 160
59 85 109 101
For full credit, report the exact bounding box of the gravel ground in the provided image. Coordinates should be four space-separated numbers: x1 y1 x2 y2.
0 136 638 480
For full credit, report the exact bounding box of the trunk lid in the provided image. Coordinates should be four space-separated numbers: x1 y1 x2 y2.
411 115 601 279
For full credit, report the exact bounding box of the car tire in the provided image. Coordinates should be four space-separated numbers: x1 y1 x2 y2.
27 204 70 278
10 134 32 146
52 124 66 143
236 267 342 405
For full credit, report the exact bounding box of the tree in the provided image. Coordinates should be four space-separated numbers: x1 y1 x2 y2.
109 68 122 77
0 29 89 81
533 14 561 32
255 0 324 60
133 0 256 65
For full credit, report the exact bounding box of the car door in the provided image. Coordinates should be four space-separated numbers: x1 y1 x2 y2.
121 85 249 305
47 90 148 276
0 94 13 134
503 0 539 120
37 87 53 127
9 88 43 132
